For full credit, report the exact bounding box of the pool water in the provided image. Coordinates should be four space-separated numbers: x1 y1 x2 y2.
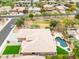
55 37 67 47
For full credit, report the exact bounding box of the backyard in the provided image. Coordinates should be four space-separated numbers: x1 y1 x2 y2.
57 46 68 55
45 47 79 59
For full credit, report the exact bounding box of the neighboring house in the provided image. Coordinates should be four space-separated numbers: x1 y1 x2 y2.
56 6 66 14
10 7 25 13
28 7 41 14
0 6 11 14
43 4 54 11
9 7 26 15
15 0 39 7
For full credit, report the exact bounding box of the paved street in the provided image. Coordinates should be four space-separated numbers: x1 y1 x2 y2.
0 19 15 46
0 13 77 18
0 15 24 18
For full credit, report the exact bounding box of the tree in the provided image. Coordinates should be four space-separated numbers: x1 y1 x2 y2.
10 2 15 9
76 2 79 8
15 19 24 27
69 36 79 59
36 2 44 8
50 20 59 27
29 13 34 21
49 20 59 30
75 14 79 19
69 5 76 12
41 8 46 13
21 17 25 21
23 9 28 14
63 19 75 28
65 4 76 12
0 0 17 8
75 19 79 25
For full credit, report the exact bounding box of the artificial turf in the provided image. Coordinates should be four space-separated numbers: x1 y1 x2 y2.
57 46 68 55
3 45 21 55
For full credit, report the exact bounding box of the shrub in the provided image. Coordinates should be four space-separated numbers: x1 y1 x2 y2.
75 14 79 19
15 19 24 27
29 13 34 20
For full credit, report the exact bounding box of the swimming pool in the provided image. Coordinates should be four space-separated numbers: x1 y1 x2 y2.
55 37 67 47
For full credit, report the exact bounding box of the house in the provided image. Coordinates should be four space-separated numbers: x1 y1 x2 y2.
16 29 56 55
0 6 11 13
12 7 25 12
15 0 39 7
9 7 26 15
43 4 54 11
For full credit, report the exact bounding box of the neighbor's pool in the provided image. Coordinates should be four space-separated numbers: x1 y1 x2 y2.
55 37 67 47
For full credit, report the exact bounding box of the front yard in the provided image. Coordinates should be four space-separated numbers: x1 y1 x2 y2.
3 45 21 55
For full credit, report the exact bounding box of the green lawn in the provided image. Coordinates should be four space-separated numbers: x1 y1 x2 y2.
3 45 21 55
57 46 68 55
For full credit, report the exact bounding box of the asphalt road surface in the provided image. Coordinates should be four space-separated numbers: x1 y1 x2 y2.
0 15 24 18
0 19 15 46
